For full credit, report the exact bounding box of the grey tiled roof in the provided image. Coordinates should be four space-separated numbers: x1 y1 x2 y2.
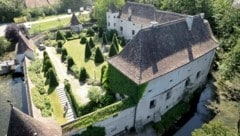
109 16 218 85
119 2 186 26
8 107 62 136
70 13 81 26
109 3 118 13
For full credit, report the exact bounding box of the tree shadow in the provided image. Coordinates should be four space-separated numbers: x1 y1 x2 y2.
48 86 57 94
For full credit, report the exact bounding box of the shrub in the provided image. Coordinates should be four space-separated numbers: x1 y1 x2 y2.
92 24 98 32
70 65 80 78
88 86 104 104
98 27 103 38
102 32 108 45
81 126 105 136
120 37 126 47
65 31 73 39
109 43 118 57
56 30 65 41
80 36 87 44
106 29 118 42
100 65 107 83
112 34 119 51
56 41 63 53
85 41 92 60
89 37 95 48
47 68 59 88
94 47 104 63
43 59 52 76
61 47 68 62
67 56 75 70
79 67 89 82
86 28 95 37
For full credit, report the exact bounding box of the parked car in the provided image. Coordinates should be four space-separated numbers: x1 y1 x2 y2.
38 44 46 51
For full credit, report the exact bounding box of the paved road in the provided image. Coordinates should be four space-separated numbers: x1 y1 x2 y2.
0 11 89 37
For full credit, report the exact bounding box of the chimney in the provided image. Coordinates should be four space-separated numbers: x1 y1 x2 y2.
186 16 194 31
128 7 132 21
200 13 205 19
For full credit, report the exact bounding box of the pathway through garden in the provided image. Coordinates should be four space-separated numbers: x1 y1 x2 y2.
46 47 90 105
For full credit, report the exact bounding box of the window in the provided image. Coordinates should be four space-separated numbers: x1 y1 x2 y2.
196 71 201 79
185 77 190 87
166 91 171 100
114 16 116 18
114 23 116 27
132 30 135 35
108 22 110 26
120 26 123 31
148 90 152 93
170 79 173 82
149 100 156 109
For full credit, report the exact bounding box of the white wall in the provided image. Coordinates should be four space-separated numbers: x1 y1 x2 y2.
106 12 142 40
94 107 135 136
135 50 216 127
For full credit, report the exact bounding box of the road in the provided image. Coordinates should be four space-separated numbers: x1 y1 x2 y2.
0 11 89 37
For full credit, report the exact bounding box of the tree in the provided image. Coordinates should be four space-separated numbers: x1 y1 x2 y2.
65 31 73 39
43 59 52 76
102 32 108 45
94 0 125 27
192 121 237 136
80 36 87 44
56 41 63 53
67 56 75 70
56 30 65 41
86 28 95 37
79 67 89 82
98 27 103 38
5 24 19 44
106 29 118 42
94 47 104 63
89 37 95 48
112 34 119 51
0 37 11 56
61 47 68 62
120 37 126 47
48 68 59 88
85 41 92 60
109 43 118 57
88 86 104 103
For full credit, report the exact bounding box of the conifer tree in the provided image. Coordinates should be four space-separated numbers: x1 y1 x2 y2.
102 32 108 45
112 34 119 51
94 47 104 63
85 41 92 59
109 43 118 57
56 30 65 41
89 37 95 48
48 68 59 88
79 67 89 82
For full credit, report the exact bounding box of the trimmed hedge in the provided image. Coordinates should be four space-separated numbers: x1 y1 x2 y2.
94 47 104 63
102 32 107 45
80 37 87 44
85 41 92 60
109 43 118 57
56 30 65 41
67 56 75 70
86 28 95 37
79 67 89 82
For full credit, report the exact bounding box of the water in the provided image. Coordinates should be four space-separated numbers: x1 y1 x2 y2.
0 76 28 135
174 83 214 136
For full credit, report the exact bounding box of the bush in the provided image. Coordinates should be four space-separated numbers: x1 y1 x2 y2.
65 31 73 39
98 27 103 38
112 34 119 51
61 47 68 62
80 37 87 44
67 56 75 70
86 28 95 37
94 47 104 63
109 43 118 57
56 41 63 54
70 65 80 78
47 68 59 88
92 24 98 32
79 67 89 82
106 29 118 42
89 37 95 48
56 30 65 41
100 65 107 83
120 37 126 47
85 41 92 60
102 32 108 45
81 126 105 136
88 86 104 104
43 59 52 76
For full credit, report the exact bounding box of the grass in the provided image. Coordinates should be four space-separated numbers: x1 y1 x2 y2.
49 89 67 124
64 39 106 80
30 17 71 34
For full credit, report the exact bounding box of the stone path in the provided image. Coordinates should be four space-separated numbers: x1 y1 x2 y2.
56 84 75 122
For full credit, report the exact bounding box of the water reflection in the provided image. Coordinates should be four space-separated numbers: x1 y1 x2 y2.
0 77 28 135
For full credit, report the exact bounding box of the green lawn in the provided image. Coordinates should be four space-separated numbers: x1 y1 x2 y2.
30 17 71 34
49 89 67 124
64 39 106 80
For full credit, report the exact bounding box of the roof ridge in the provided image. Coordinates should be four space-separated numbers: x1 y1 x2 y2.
126 1 156 8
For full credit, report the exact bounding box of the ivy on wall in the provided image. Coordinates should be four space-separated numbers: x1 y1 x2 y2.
103 64 148 104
